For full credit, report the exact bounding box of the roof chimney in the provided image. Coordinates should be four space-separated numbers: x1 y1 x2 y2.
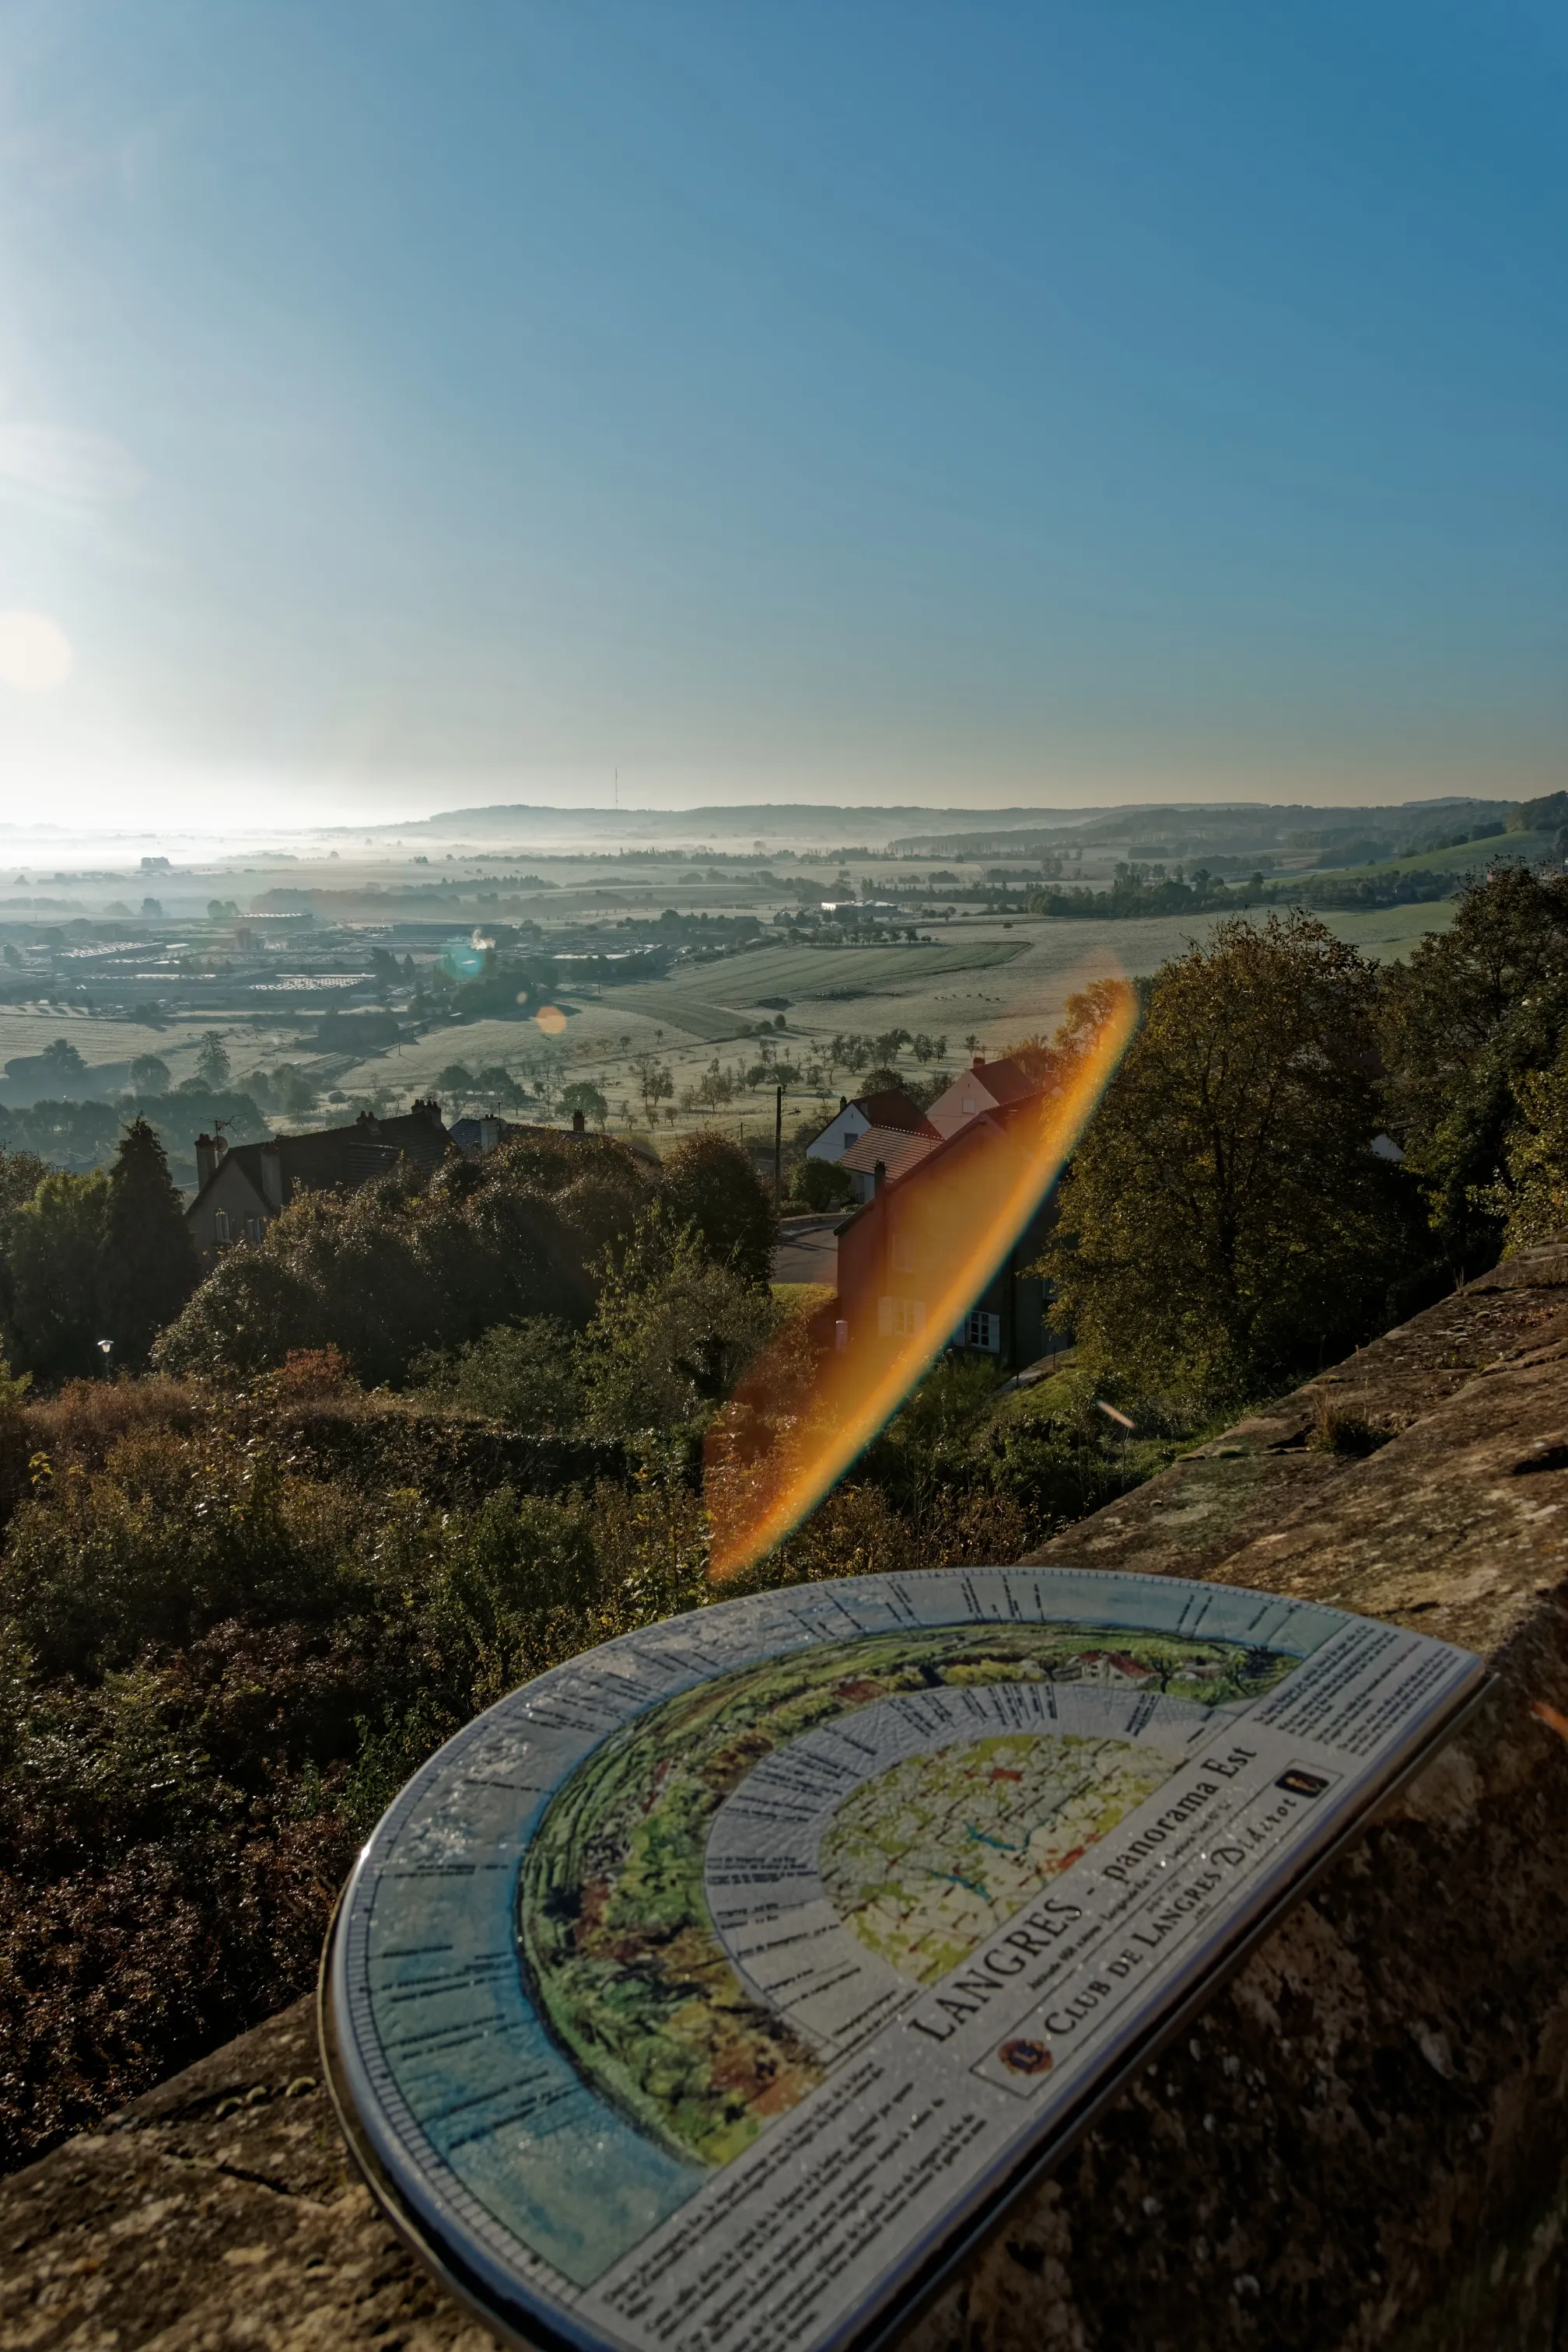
972 1052 985 1069
194 1133 218 1188
571 1108 586 1136
259 1139 283 1209
873 1160 887 1195
839 1094 848 1111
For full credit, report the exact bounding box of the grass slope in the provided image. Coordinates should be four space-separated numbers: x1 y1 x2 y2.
1307 831 1555 884
606 940 1026 1039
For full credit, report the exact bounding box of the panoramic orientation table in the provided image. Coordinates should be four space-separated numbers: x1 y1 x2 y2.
322 1566 1485 2352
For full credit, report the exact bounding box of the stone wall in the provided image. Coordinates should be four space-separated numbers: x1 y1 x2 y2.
9 1248 1568 2350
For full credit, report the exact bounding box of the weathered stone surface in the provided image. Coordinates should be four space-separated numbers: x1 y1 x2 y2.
9 1247 1568 2350
0 1997 492 2350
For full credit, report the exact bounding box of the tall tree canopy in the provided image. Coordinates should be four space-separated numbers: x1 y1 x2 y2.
97 1118 200 1367
2 1171 108 1385
659 1133 776 1288
194 1031 233 1090
1045 913 1410 1402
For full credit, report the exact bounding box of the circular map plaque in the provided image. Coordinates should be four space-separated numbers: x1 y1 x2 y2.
323 1566 1482 2352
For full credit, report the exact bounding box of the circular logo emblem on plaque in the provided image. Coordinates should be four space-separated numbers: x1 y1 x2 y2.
999 2037 1055 2077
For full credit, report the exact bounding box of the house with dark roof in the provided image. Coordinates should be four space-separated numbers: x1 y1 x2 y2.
448 1114 544 1158
447 1110 660 1170
804 1087 935 1166
184 1100 450 1267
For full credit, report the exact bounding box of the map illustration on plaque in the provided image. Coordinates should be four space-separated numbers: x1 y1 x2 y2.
323 1568 1485 2352
518 1623 1289 2173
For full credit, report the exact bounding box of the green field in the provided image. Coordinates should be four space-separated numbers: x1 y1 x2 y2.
1307 829 1553 884
0 898 1462 1163
0 1008 305 1090
575 988 756 1043
323 901 1460 1135
601 938 1027 1039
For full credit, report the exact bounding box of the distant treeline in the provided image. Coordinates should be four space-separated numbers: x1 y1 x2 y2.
1027 871 1257 919
1266 868 1460 911
0 1089 268 1180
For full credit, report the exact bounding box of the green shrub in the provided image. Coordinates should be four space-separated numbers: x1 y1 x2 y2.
415 1317 584 1430
659 1132 777 1286
789 1155 856 1212
157 1135 650 1386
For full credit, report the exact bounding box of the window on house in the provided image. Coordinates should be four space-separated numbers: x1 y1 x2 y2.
961 1309 1000 1351
878 1296 926 1339
213 1209 230 1244
243 1213 264 1245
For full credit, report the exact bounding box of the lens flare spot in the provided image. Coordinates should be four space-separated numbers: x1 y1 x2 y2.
0 610 72 692
439 934 486 982
535 1003 566 1036
705 976 1137 1580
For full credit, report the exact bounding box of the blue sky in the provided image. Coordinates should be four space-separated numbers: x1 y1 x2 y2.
0 1 1563 824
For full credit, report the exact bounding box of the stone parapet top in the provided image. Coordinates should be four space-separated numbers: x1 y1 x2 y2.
9 1250 1568 2349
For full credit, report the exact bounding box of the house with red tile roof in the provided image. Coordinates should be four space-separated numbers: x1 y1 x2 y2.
803 1087 935 1164
837 1122 941 1202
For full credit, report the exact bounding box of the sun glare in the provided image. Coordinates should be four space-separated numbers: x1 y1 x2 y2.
705 975 1138 1580
0 611 73 693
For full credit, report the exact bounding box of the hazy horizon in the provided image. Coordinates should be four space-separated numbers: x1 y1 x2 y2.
0 782 1531 868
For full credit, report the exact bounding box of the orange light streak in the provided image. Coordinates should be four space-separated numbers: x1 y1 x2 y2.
1531 1699 1568 1750
705 977 1137 1580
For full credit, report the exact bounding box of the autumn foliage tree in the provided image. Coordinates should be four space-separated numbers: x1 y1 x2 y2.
1045 914 1412 1403
658 1132 777 1288
1378 863 1568 1265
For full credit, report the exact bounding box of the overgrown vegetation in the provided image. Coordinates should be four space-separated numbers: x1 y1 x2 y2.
6 865 1568 2171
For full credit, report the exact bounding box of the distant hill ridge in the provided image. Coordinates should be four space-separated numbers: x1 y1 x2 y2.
384 795 1508 846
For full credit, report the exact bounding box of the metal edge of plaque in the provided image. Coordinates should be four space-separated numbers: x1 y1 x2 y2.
317 1587 1493 2352
319 1902 557 2352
